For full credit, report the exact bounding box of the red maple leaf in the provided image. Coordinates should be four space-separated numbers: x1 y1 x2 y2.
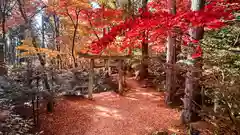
192 45 202 59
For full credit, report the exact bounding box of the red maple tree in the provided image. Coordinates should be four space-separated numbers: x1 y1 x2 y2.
89 0 240 57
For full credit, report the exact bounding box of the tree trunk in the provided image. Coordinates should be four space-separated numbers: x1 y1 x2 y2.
181 69 200 123
68 9 80 68
140 38 148 80
139 0 148 81
41 14 45 48
118 59 124 95
0 44 6 76
165 34 177 105
0 11 7 76
53 14 62 69
72 25 78 68
181 0 205 123
88 59 94 100
165 0 177 105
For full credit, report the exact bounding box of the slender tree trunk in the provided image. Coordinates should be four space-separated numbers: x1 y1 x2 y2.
0 11 7 75
165 0 177 105
139 0 149 81
181 0 205 123
140 34 148 80
53 14 62 69
2 15 6 57
72 25 78 68
71 9 80 68
42 14 45 48
118 59 124 95
41 13 46 67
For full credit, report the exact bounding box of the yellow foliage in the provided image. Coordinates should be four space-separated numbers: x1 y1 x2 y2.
78 45 90 54
64 0 90 8
47 0 59 5
16 45 32 51
97 0 117 9
45 0 126 59
16 44 62 58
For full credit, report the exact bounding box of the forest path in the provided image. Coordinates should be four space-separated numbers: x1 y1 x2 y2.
39 78 190 135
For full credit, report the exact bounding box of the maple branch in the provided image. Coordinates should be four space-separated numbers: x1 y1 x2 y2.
73 8 81 29
0 0 5 12
3 0 7 12
38 0 47 7
5 0 17 14
66 8 76 26
29 6 46 20
17 0 27 21
0 1 2 12
86 12 100 41
17 0 46 23
71 7 81 66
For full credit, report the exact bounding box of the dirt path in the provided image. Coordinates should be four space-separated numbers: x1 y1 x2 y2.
40 78 212 135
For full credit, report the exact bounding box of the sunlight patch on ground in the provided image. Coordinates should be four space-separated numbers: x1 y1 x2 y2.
150 97 163 101
99 96 121 102
125 97 139 101
130 89 140 92
145 126 154 132
69 102 92 108
126 92 162 101
94 105 123 120
168 127 181 133
94 92 120 99
112 113 123 120
96 111 111 118
133 92 155 97
94 111 123 120
95 105 119 113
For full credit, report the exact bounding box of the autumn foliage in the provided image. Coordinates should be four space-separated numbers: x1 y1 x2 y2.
89 0 240 57
7 0 240 60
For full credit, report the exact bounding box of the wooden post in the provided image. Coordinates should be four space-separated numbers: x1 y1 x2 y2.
88 59 94 99
0 42 6 75
118 59 124 95
181 0 205 124
165 0 177 105
104 58 111 75
36 95 39 127
36 79 39 127
107 59 111 75
32 94 36 126
165 32 177 105
104 59 107 70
